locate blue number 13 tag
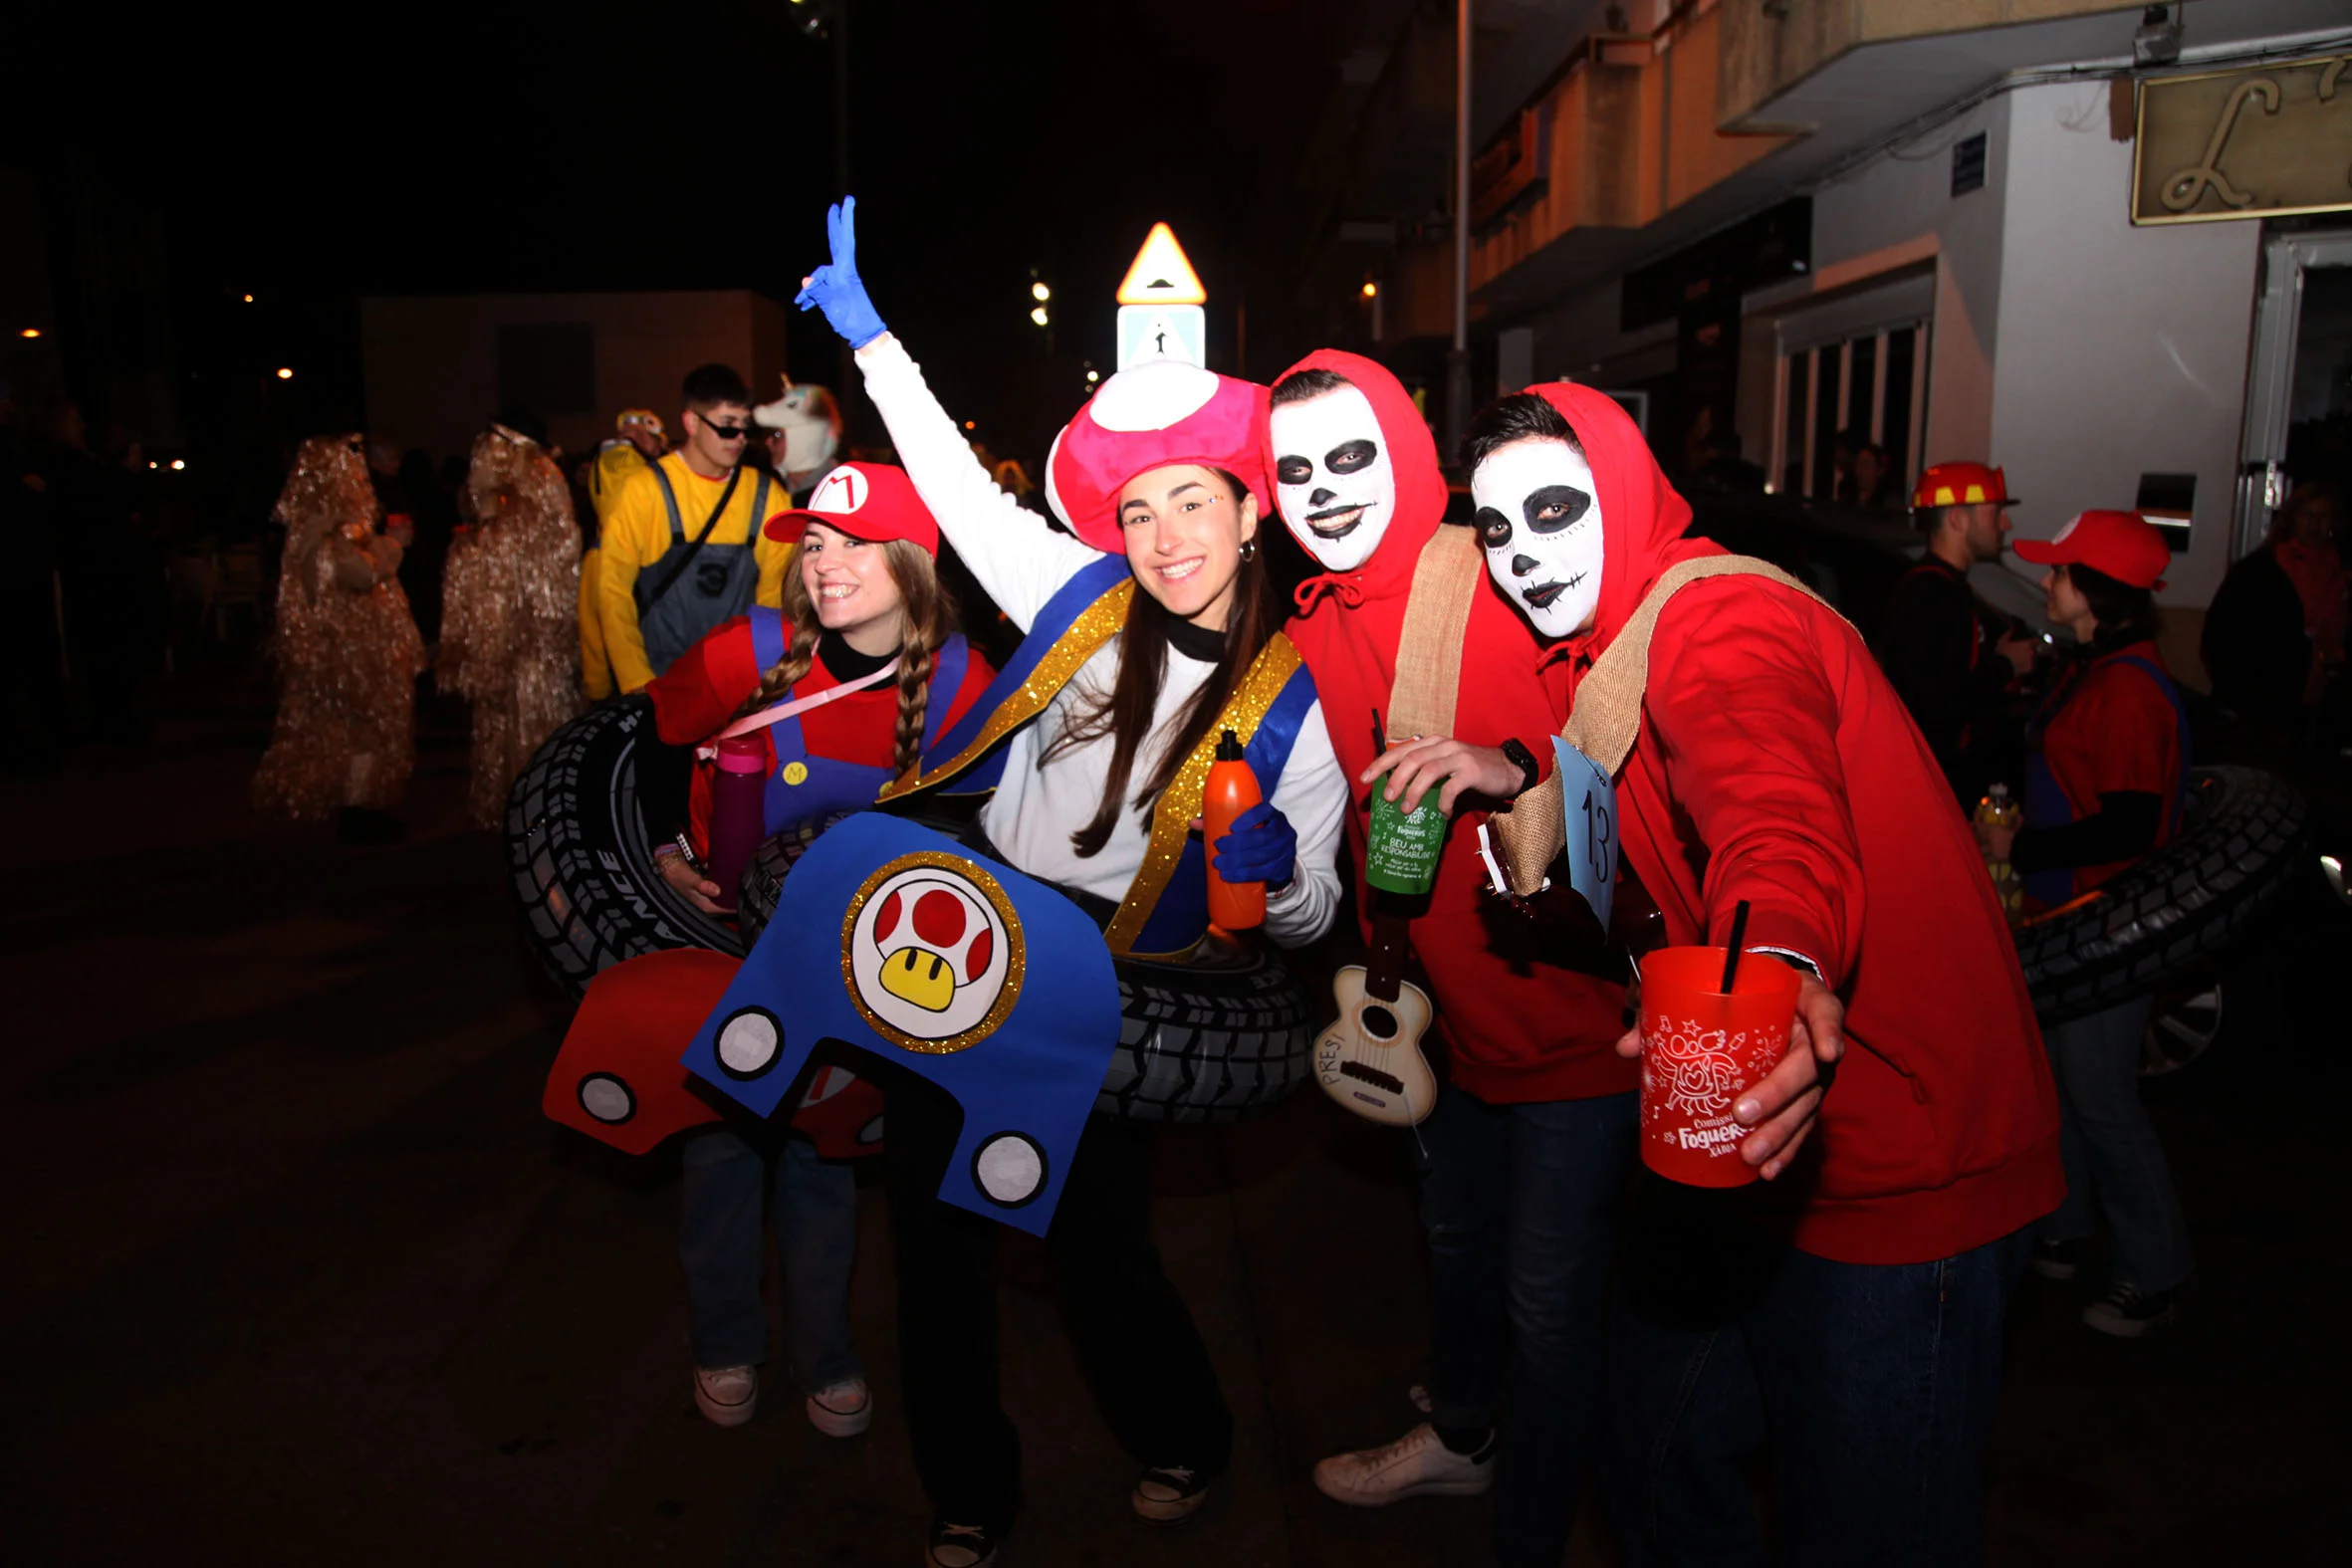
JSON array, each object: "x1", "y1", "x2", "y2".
[{"x1": 1550, "y1": 737, "x2": 1618, "y2": 930}]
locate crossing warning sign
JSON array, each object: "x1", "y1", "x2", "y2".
[{"x1": 1116, "y1": 223, "x2": 1207, "y2": 307}]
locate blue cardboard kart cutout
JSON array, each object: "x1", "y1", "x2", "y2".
[{"x1": 681, "y1": 813, "x2": 1123, "y2": 1235}]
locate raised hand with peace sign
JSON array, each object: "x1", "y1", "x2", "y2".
[{"x1": 794, "y1": 195, "x2": 889, "y2": 349}]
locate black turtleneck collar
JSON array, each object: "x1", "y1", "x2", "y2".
[
  {"x1": 818, "y1": 627, "x2": 899, "y2": 683},
  {"x1": 1167, "y1": 615, "x2": 1227, "y2": 666}
]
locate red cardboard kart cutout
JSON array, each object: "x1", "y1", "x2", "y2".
[{"x1": 542, "y1": 947, "x2": 884, "y2": 1159}]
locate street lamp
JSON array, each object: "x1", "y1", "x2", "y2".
[
  {"x1": 276, "y1": 366, "x2": 294, "y2": 380},
  {"x1": 1030, "y1": 306, "x2": 1050, "y2": 328},
  {"x1": 1032, "y1": 281, "x2": 1052, "y2": 303},
  {"x1": 1360, "y1": 281, "x2": 1378, "y2": 299}
]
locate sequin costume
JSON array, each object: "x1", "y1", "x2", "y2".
[
  {"x1": 439, "y1": 427, "x2": 586, "y2": 827},
  {"x1": 253, "y1": 435, "x2": 427, "y2": 819}
]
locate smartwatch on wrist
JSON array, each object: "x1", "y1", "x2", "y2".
[{"x1": 1498, "y1": 737, "x2": 1540, "y2": 796}]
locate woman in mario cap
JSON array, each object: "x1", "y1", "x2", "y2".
[
  {"x1": 1983, "y1": 508, "x2": 2196, "y2": 1339},
  {"x1": 799, "y1": 196, "x2": 1347, "y2": 1565},
  {"x1": 631, "y1": 460, "x2": 999, "y2": 1444}
]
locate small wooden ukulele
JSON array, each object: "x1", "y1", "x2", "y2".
[{"x1": 1314, "y1": 911, "x2": 1438, "y2": 1126}]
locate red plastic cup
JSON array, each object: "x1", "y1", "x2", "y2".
[{"x1": 1637, "y1": 946, "x2": 1802, "y2": 1188}]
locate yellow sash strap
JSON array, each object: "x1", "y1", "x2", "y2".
[
  {"x1": 1103, "y1": 632, "x2": 1305, "y2": 957},
  {"x1": 878, "y1": 579, "x2": 1135, "y2": 801}
]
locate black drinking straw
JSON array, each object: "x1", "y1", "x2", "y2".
[{"x1": 1719, "y1": 900, "x2": 1752, "y2": 994}]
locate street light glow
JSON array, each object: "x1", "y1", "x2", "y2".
[
  {"x1": 171, "y1": 459, "x2": 186, "y2": 471},
  {"x1": 18, "y1": 328, "x2": 39, "y2": 338},
  {"x1": 242, "y1": 294, "x2": 254, "y2": 304},
  {"x1": 1030, "y1": 306, "x2": 1050, "y2": 328},
  {"x1": 1031, "y1": 282, "x2": 1051, "y2": 303},
  {"x1": 276, "y1": 366, "x2": 294, "y2": 379},
  {"x1": 1361, "y1": 281, "x2": 1378, "y2": 299}
]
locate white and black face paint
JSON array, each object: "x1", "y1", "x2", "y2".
[
  {"x1": 1474, "y1": 438, "x2": 1604, "y2": 638},
  {"x1": 1271, "y1": 385, "x2": 1395, "y2": 572}
]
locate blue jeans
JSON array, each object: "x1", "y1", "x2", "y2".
[
  {"x1": 1604, "y1": 1179, "x2": 2033, "y2": 1568},
  {"x1": 2040, "y1": 997, "x2": 2195, "y2": 1293},
  {"x1": 1421, "y1": 1085, "x2": 1637, "y2": 1568},
  {"x1": 678, "y1": 1125, "x2": 862, "y2": 1389}
]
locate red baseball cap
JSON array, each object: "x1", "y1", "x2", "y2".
[
  {"x1": 764, "y1": 461, "x2": 940, "y2": 556},
  {"x1": 2012, "y1": 509, "x2": 2170, "y2": 590}
]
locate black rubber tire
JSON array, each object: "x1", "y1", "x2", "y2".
[
  {"x1": 2014, "y1": 766, "x2": 2311, "y2": 1027},
  {"x1": 735, "y1": 813, "x2": 834, "y2": 945},
  {"x1": 736, "y1": 797, "x2": 984, "y2": 944},
  {"x1": 742, "y1": 811, "x2": 1314, "y2": 1126},
  {"x1": 507, "y1": 699, "x2": 744, "y2": 999},
  {"x1": 1100, "y1": 934, "x2": 1316, "y2": 1126}
]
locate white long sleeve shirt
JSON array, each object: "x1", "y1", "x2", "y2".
[{"x1": 856, "y1": 334, "x2": 1343, "y2": 948}]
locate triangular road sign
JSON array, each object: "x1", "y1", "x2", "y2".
[{"x1": 1116, "y1": 223, "x2": 1207, "y2": 306}]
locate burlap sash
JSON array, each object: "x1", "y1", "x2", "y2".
[
  {"x1": 1486, "y1": 556, "x2": 1833, "y2": 896},
  {"x1": 1386, "y1": 525, "x2": 1484, "y2": 745}
]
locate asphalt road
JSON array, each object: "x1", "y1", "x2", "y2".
[{"x1": 3, "y1": 663, "x2": 2346, "y2": 1566}]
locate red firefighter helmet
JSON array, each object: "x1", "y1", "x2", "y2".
[{"x1": 1910, "y1": 461, "x2": 2016, "y2": 513}]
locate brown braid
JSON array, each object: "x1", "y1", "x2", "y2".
[
  {"x1": 739, "y1": 561, "x2": 824, "y2": 717},
  {"x1": 734, "y1": 534, "x2": 959, "y2": 773},
  {"x1": 880, "y1": 538, "x2": 952, "y2": 776}
]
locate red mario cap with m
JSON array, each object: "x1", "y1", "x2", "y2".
[
  {"x1": 2012, "y1": 509, "x2": 2170, "y2": 591},
  {"x1": 764, "y1": 461, "x2": 940, "y2": 557}
]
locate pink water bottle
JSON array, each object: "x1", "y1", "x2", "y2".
[{"x1": 704, "y1": 736, "x2": 769, "y2": 914}]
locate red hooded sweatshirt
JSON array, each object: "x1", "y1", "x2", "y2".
[
  {"x1": 1523, "y1": 382, "x2": 2062, "y2": 1264},
  {"x1": 1274, "y1": 351, "x2": 1635, "y2": 1105}
]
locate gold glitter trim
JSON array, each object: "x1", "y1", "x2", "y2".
[
  {"x1": 878, "y1": 580, "x2": 1135, "y2": 801},
  {"x1": 1105, "y1": 632, "x2": 1304, "y2": 957},
  {"x1": 838, "y1": 851, "x2": 1027, "y2": 1055}
]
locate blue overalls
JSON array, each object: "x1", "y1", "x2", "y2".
[
  {"x1": 2022, "y1": 652, "x2": 2191, "y2": 907},
  {"x1": 742, "y1": 606, "x2": 971, "y2": 833}
]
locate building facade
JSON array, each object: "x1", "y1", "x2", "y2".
[
  {"x1": 361, "y1": 290, "x2": 793, "y2": 466},
  {"x1": 1289, "y1": 0, "x2": 2352, "y2": 652}
]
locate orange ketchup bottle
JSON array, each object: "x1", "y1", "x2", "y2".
[{"x1": 1205, "y1": 729, "x2": 1266, "y2": 931}]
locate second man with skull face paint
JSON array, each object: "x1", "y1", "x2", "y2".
[
  {"x1": 1471, "y1": 437, "x2": 1607, "y2": 640},
  {"x1": 1461, "y1": 384, "x2": 2063, "y2": 1564},
  {"x1": 1264, "y1": 351, "x2": 1638, "y2": 1567}
]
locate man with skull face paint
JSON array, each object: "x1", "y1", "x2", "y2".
[
  {"x1": 1465, "y1": 384, "x2": 2064, "y2": 1566},
  {"x1": 1267, "y1": 351, "x2": 1638, "y2": 1565}
]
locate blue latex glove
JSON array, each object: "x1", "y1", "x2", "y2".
[
  {"x1": 794, "y1": 196, "x2": 887, "y2": 349},
  {"x1": 1213, "y1": 799, "x2": 1296, "y2": 889}
]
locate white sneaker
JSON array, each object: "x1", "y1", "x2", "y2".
[
  {"x1": 807, "y1": 1376, "x2": 871, "y2": 1438},
  {"x1": 693, "y1": 1364, "x2": 758, "y2": 1428},
  {"x1": 1312, "y1": 1422, "x2": 1494, "y2": 1506}
]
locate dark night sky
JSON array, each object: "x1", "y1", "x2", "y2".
[{"x1": 14, "y1": 0, "x2": 1330, "y2": 463}]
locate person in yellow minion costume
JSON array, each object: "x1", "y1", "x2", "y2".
[
  {"x1": 595, "y1": 365, "x2": 796, "y2": 694},
  {"x1": 580, "y1": 408, "x2": 667, "y2": 699}
]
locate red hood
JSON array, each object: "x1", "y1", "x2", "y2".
[
  {"x1": 1269, "y1": 349, "x2": 1452, "y2": 608},
  {"x1": 1523, "y1": 381, "x2": 1706, "y2": 657}
]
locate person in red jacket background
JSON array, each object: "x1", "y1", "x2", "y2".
[
  {"x1": 1983, "y1": 509, "x2": 2195, "y2": 1339},
  {"x1": 1457, "y1": 385, "x2": 2062, "y2": 1566},
  {"x1": 635, "y1": 463, "x2": 997, "y2": 1443},
  {"x1": 1267, "y1": 351, "x2": 1637, "y2": 1566}
]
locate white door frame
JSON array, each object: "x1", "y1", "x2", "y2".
[{"x1": 2237, "y1": 229, "x2": 2352, "y2": 560}]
